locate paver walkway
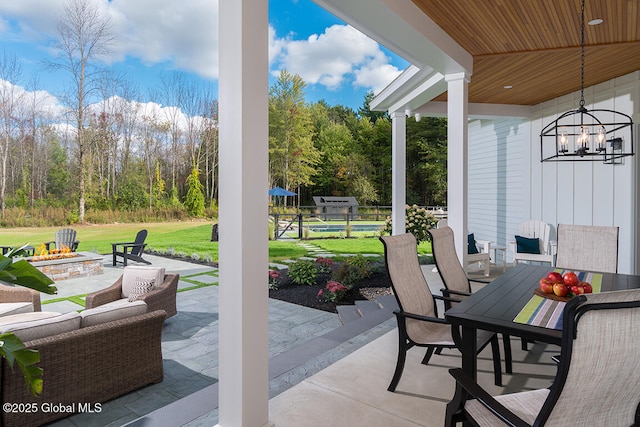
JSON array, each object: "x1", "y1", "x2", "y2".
[{"x1": 43, "y1": 253, "x2": 393, "y2": 427}]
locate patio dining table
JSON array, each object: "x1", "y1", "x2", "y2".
[{"x1": 443, "y1": 263, "x2": 640, "y2": 426}]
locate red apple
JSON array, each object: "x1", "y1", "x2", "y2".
[
  {"x1": 546, "y1": 271, "x2": 563, "y2": 284},
  {"x1": 562, "y1": 272, "x2": 579, "y2": 286},
  {"x1": 581, "y1": 282, "x2": 593, "y2": 294},
  {"x1": 571, "y1": 284, "x2": 585, "y2": 295},
  {"x1": 553, "y1": 283, "x2": 569, "y2": 297},
  {"x1": 539, "y1": 278, "x2": 554, "y2": 294}
]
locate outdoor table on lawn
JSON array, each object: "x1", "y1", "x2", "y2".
[{"x1": 443, "y1": 263, "x2": 640, "y2": 426}]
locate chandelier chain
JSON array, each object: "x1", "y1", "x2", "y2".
[{"x1": 579, "y1": 0, "x2": 585, "y2": 109}]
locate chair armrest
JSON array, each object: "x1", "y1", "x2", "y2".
[
  {"x1": 433, "y1": 293, "x2": 462, "y2": 304},
  {"x1": 112, "y1": 241, "x2": 136, "y2": 247},
  {"x1": 85, "y1": 277, "x2": 124, "y2": 308},
  {"x1": 449, "y1": 368, "x2": 531, "y2": 427},
  {"x1": 508, "y1": 240, "x2": 516, "y2": 253},
  {"x1": 138, "y1": 274, "x2": 179, "y2": 317},
  {"x1": 469, "y1": 278, "x2": 492, "y2": 284},
  {"x1": 440, "y1": 288, "x2": 471, "y2": 297},
  {"x1": 549, "y1": 240, "x2": 558, "y2": 256},
  {"x1": 0, "y1": 285, "x2": 41, "y2": 311},
  {"x1": 393, "y1": 309, "x2": 449, "y2": 325},
  {"x1": 475, "y1": 239, "x2": 491, "y2": 253}
]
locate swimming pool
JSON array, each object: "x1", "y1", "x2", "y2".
[{"x1": 307, "y1": 224, "x2": 383, "y2": 233}]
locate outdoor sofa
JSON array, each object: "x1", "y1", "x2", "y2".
[{"x1": 0, "y1": 306, "x2": 166, "y2": 426}]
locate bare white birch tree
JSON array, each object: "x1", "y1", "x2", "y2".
[
  {"x1": 0, "y1": 52, "x2": 24, "y2": 219},
  {"x1": 48, "y1": 0, "x2": 113, "y2": 222}
]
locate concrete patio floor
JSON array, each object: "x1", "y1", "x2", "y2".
[{"x1": 35, "y1": 254, "x2": 557, "y2": 426}]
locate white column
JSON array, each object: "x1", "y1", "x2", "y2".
[
  {"x1": 217, "y1": 0, "x2": 270, "y2": 426},
  {"x1": 445, "y1": 72, "x2": 470, "y2": 265},
  {"x1": 391, "y1": 111, "x2": 407, "y2": 235}
]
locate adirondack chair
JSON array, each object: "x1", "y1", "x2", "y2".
[
  {"x1": 44, "y1": 228, "x2": 80, "y2": 252},
  {"x1": 111, "y1": 229, "x2": 151, "y2": 267},
  {"x1": 438, "y1": 219, "x2": 491, "y2": 277},
  {"x1": 508, "y1": 220, "x2": 557, "y2": 266}
]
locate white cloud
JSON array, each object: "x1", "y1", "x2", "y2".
[
  {"x1": 0, "y1": 0, "x2": 219, "y2": 79},
  {"x1": 108, "y1": 0, "x2": 219, "y2": 79},
  {"x1": 271, "y1": 24, "x2": 401, "y2": 94},
  {"x1": 0, "y1": 78, "x2": 66, "y2": 117},
  {"x1": 0, "y1": 1, "x2": 400, "y2": 97}
]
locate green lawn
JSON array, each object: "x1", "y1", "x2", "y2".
[{"x1": 1, "y1": 221, "x2": 431, "y2": 262}]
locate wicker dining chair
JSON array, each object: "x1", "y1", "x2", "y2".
[
  {"x1": 429, "y1": 226, "x2": 513, "y2": 375},
  {"x1": 380, "y1": 233, "x2": 503, "y2": 392},
  {"x1": 448, "y1": 288, "x2": 640, "y2": 427}
]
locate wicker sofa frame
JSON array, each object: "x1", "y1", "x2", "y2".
[
  {"x1": 0, "y1": 310, "x2": 166, "y2": 427},
  {"x1": 0, "y1": 284, "x2": 42, "y2": 312}
]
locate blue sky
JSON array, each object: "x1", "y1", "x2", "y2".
[{"x1": 0, "y1": 0, "x2": 409, "y2": 111}]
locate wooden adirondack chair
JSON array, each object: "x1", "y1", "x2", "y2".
[
  {"x1": 111, "y1": 229, "x2": 151, "y2": 267},
  {"x1": 45, "y1": 228, "x2": 80, "y2": 252}
]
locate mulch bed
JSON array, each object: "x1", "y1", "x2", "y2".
[
  {"x1": 268, "y1": 263, "x2": 393, "y2": 313},
  {"x1": 150, "y1": 251, "x2": 393, "y2": 313}
]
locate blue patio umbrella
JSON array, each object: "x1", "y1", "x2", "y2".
[{"x1": 268, "y1": 186, "x2": 297, "y2": 196}]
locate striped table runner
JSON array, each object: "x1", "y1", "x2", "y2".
[{"x1": 513, "y1": 270, "x2": 603, "y2": 330}]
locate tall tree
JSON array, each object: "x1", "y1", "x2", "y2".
[
  {"x1": 49, "y1": 0, "x2": 113, "y2": 222},
  {"x1": 269, "y1": 70, "x2": 319, "y2": 206},
  {"x1": 0, "y1": 52, "x2": 24, "y2": 218}
]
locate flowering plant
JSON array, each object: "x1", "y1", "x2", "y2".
[
  {"x1": 268, "y1": 269, "x2": 281, "y2": 290},
  {"x1": 317, "y1": 281, "x2": 350, "y2": 303},
  {"x1": 382, "y1": 204, "x2": 437, "y2": 244},
  {"x1": 315, "y1": 257, "x2": 333, "y2": 274}
]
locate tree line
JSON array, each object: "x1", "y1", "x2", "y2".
[{"x1": 0, "y1": 0, "x2": 447, "y2": 226}]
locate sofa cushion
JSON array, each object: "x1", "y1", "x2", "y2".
[
  {"x1": 0, "y1": 302, "x2": 34, "y2": 317},
  {"x1": 0, "y1": 311, "x2": 81, "y2": 342},
  {"x1": 121, "y1": 266, "x2": 165, "y2": 298},
  {"x1": 80, "y1": 300, "x2": 147, "y2": 327},
  {"x1": 128, "y1": 276, "x2": 156, "y2": 302}
]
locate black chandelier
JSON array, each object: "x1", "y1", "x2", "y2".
[{"x1": 540, "y1": 0, "x2": 634, "y2": 164}]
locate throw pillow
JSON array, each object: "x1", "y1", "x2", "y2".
[
  {"x1": 128, "y1": 276, "x2": 155, "y2": 302},
  {"x1": 467, "y1": 233, "x2": 479, "y2": 254},
  {"x1": 121, "y1": 266, "x2": 165, "y2": 298},
  {"x1": 515, "y1": 235, "x2": 541, "y2": 254}
]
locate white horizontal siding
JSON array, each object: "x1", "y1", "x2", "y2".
[
  {"x1": 468, "y1": 119, "x2": 528, "y2": 264},
  {"x1": 467, "y1": 71, "x2": 639, "y2": 273}
]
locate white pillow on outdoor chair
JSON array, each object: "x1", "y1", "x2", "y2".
[{"x1": 121, "y1": 266, "x2": 165, "y2": 299}]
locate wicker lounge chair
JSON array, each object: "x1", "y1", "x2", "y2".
[{"x1": 85, "y1": 266, "x2": 179, "y2": 318}]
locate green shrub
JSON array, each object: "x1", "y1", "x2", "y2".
[
  {"x1": 332, "y1": 255, "x2": 371, "y2": 287},
  {"x1": 382, "y1": 204, "x2": 438, "y2": 244},
  {"x1": 288, "y1": 260, "x2": 317, "y2": 286}
]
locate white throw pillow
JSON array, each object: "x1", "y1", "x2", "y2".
[
  {"x1": 121, "y1": 266, "x2": 165, "y2": 298},
  {"x1": 128, "y1": 276, "x2": 155, "y2": 302},
  {"x1": 81, "y1": 300, "x2": 147, "y2": 327}
]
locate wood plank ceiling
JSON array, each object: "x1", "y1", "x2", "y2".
[{"x1": 412, "y1": 0, "x2": 640, "y2": 105}]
